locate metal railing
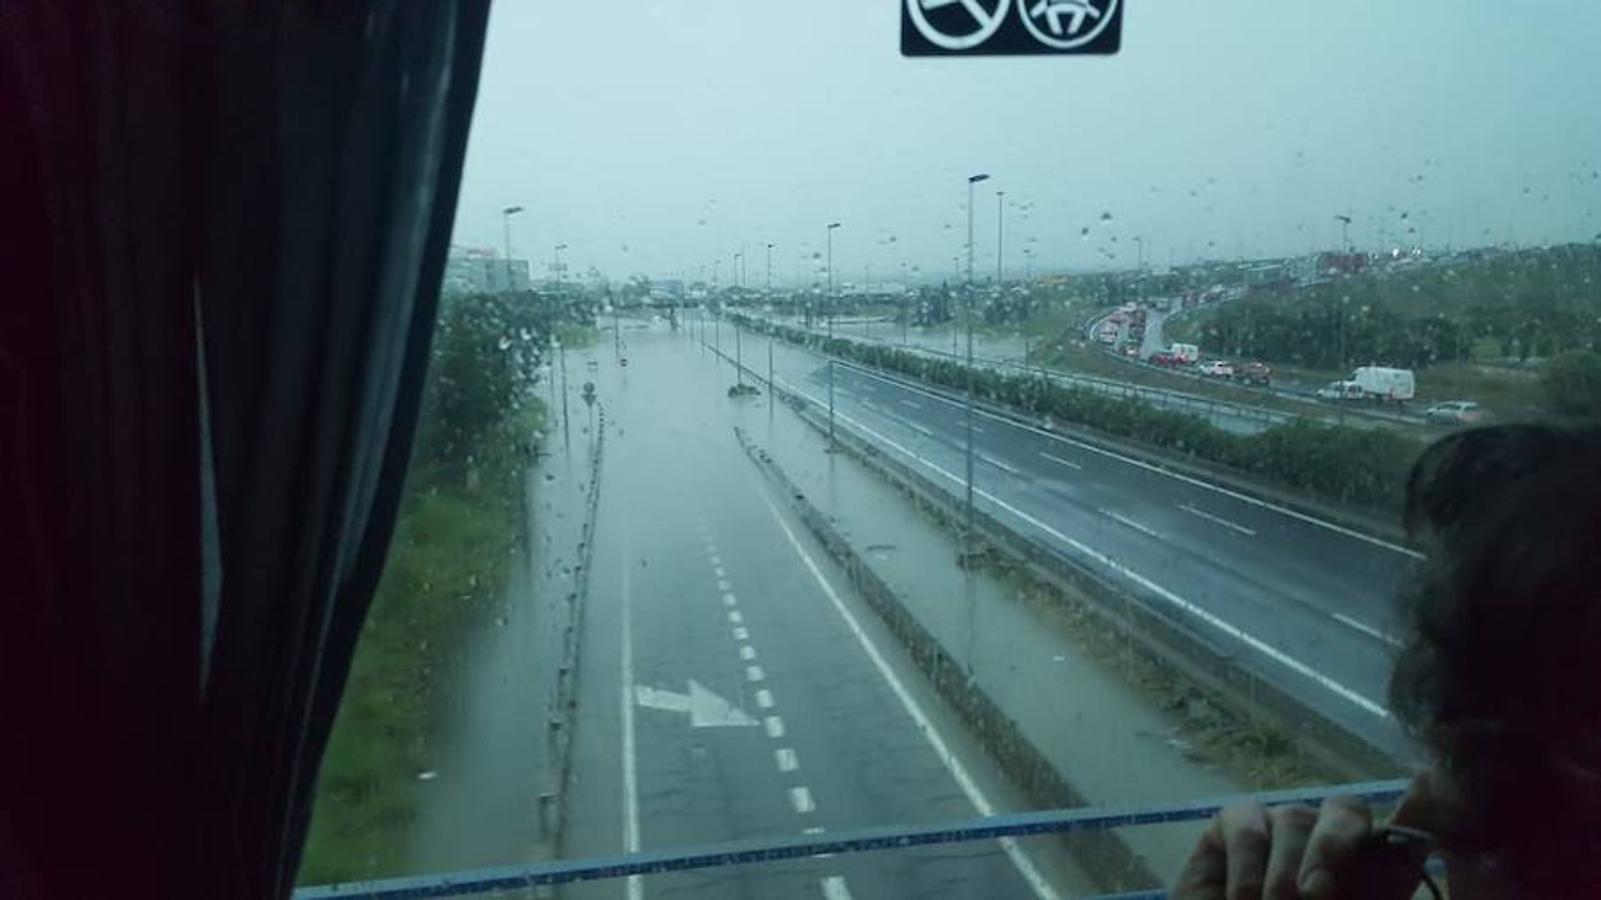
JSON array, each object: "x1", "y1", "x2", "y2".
[{"x1": 294, "y1": 781, "x2": 1410, "y2": 899}]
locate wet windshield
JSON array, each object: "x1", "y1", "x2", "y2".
[{"x1": 301, "y1": 2, "x2": 1601, "y2": 896}]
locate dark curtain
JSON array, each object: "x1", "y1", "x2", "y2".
[{"x1": 0, "y1": 2, "x2": 491, "y2": 897}]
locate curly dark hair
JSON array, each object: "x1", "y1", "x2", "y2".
[{"x1": 1389, "y1": 424, "x2": 1601, "y2": 894}]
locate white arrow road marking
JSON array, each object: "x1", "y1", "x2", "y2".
[{"x1": 634, "y1": 680, "x2": 758, "y2": 727}]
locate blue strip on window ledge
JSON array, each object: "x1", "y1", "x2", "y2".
[{"x1": 295, "y1": 779, "x2": 1409, "y2": 900}]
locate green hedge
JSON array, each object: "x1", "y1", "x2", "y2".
[
  {"x1": 300, "y1": 294, "x2": 575, "y2": 883},
  {"x1": 739, "y1": 316, "x2": 1422, "y2": 509}
]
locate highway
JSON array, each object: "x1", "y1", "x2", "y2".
[
  {"x1": 558, "y1": 328, "x2": 1087, "y2": 899},
  {"x1": 743, "y1": 332, "x2": 1418, "y2": 759}
]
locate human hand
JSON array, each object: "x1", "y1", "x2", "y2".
[{"x1": 1171, "y1": 795, "x2": 1427, "y2": 899}]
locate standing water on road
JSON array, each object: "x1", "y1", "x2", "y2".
[{"x1": 302, "y1": 3, "x2": 1601, "y2": 897}]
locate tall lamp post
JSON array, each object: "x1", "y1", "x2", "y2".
[
  {"x1": 501, "y1": 205, "x2": 524, "y2": 291},
  {"x1": 996, "y1": 189, "x2": 1005, "y2": 286},
  {"x1": 826, "y1": 221, "x2": 841, "y2": 448},
  {"x1": 964, "y1": 173, "x2": 990, "y2": 544}
]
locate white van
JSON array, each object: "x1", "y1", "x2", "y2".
[{"x1": 1350, "y1": 366, "x2": 1415, "y2": 403}]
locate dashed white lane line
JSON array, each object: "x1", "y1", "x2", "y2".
[
  {"x1": 1179, "y1": 503, "x2": 1257, "y2": 537},
  {"x1": 788, "y1": 786, "x2": 815, "y2": 813},
  {"x1": 756, "y1": 688, "x2": 775, "y2": 709},
  {"x1": 980, "y1": 452, "x2": 1020, "y2": 475},
  {"x1": 714, "y1": 566, "x2": 726, "y2": 578},
  {"x1": 752, "y1": 482, "x2": 1060, "y2": 899},
  {"x1": 1105, "y1": 509, "x2": 1164, "y2": 540},
  {"x1": 739, "y1": 645, "x2": 757, "y2": 661},
  {"x1": 888, "y1": 413, "x2": 935, "y2": 438},
  {"x1": 745, "y1": 663, "x2": 763, "y2": 681},
  {"x1": 821, "y1": 876, "x2": 852, "y2": 900},
  {"x1": 775, "y1": 747, "x2": 797, "y2": 771},
  {"x1": 772, "y1": 385, "x2": 1387, "y2": 722},
  {"x1": 899, "y1": 399, "x2": 922, "y2": 409},
  {"x1": 1333, "y1": 612, "x2": 1402, "y2": 648},
  {"x1": 765, "y1": 715, "x2": 786, "y2": 738},
  {"x1": 723, "y1": 593, "x2": 738, "y2": 607},
  {"x1": 710, "y1": 554, "x2": 722, "y2": 566},
  {"x1": 833, "y1": 361, "x2": 1422, "y2": 560},
  {"x1": 1040, "y1": 451, "x2": 1082, "y2": 470},
  {"x1": 733, "y1": 626, "x2": 749, "y2": 641},
  {"x1": 728, "y1": 610, "x2": 743, "y2": 624},
  {"x1": 716, "y1": 578, "x2": 732, "y2": 591}
]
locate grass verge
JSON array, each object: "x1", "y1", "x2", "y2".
[{"x1": 297, "y1": 407, "x2": 541, "y2": 885}]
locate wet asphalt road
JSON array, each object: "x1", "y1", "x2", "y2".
[
  {"x1": 736, "y1": 328, "x2": 1417, "y2": 759},
  {"x1": 559, "y1": 327, "x2": 1063, "y2": 899}
]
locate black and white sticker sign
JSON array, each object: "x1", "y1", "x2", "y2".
[{"x1": 902, "y1": 0, "x2": 1121, "y2": 56}]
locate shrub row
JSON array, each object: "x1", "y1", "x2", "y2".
[{"x1": 738, "y1": 316, "x2": 1424, "y2": 510}]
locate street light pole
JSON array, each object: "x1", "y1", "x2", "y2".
[
  {"x1": 996, "y1": 190, "x2": 1005, "y2": 286},
  {"x1": 501, "y1": 205, "x2": 524, "y2": 291},
  {"x1": 965, "y1": 173, "x2": 990, "y2": 545},
  {"x1": 826, "y1": 221, "x2": 841, "y2": 448},
  {"x1": 765, "y1": 242, "x2": 774, "y2": 301}
]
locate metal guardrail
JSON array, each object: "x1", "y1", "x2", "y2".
[{"x1": 294, "y1": 781, "x2": 1410, "y2": 899}]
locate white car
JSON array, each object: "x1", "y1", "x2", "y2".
[{"x1": 1196, "y1": 359, "x2": 1235, "y2": 378}]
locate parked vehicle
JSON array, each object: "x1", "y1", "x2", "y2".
[
  {"x1": 1196, "y1": 359, "x2": 1235, "y2": 378},
  {"x1": 1096, "y1": 321, "x2": 1120, "y2": 343},
  {"x1": 1149, "y1": 350, "x2": 1179, "y2": 367},
  {"x1": 1349, "y1": 366, "x2": 1416, "y2": 403},
  {"x1": 1168, "y1": 342, "x2": 1200, "y2": 364},
  {"x1": 1423, "y1": 400, "x2": 1487, "y2": 424},
  {"x1": 1234, "y1": 360, "x2": 1272, "y2": 386}
]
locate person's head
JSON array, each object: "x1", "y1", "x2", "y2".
[{"x1": 1390, "y1": 423, "x2": 1601, "y2": 895}]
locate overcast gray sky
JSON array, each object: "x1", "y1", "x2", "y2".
[{"x1": 451, "y1": 0, "x2": 1600, "y2": 284}]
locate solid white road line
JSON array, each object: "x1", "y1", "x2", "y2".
[
  {"x1": 899, "y1": 399, "x2": 922, "y2": 409},
  {"x1": 833, "y1": 362, "x2": 1422, "y2": 559},
  {"x1": 1179, "y1": 503, "x2": 1257, "y2": 537},
  {"x1": 765, "y1": 715, "x2": 786, "y2": 738},
  {"x1": 620, "y1": 543, "x2": 643, "y2": 900},
  {"x1": 1333, "y1": 612, "x2": 1402, "y2": 648},
  {"x1": 746, "y1": 664, "x2": 764, "y2": 682},
  {"x1": 753, "y1": 486, "x2": 1060, "y2": 899},
  {"x1": 728, "y1": 610, "x2": 743, "y2": 624},
  {"x1": 821, "y1": 875, "x2": 853, "y2": 900},
  {"x1": 740, "y1": 645, "x2": 757, "y2": 661},
  {"x1": 775, "y1": 746, "x2": 797, "y2": 771},
  {"x1": 1040, "y1": 451, "x2": 1082, "y2": 470},
  {"x1": 789, "y1": 786, "x2": 815, "y2": 813},
  {"x1": 756, "y1": 688, "x2": 775, "y2": 710},
  {"x1": 774, "y1": 385, "x2": 1389, "y2": 721}
]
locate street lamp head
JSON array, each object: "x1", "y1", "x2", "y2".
[
  {"x1": 968, "y1": 173, "x2": 990, "y2": 184},
  {"x1": 827, "y1": 222, "x2": 841, "y2": 230},
  {"x1": 503, "y1": 205, "x2": 524, "y2": 215},
  {"x1": 555, "y1": 242, "x2": 568, "y2": 250}
]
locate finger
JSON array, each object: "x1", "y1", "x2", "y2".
[
  {"x1": 1220, "y1": 803, "x2": 1272, "y2": 900},
  {"x1": 1170, "y1": 817, "x2": 1228, "y2": 900},
  {"x1": 1263, "y1": 805, "x2": 1317, "y2": 899},
  {"x1": 1296, "y1": 796, "x2": 1371, "y2": 898}
]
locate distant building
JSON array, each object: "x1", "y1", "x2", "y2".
[{"x1": 444, "y1": 246, "x2": 530, "y2": 293}]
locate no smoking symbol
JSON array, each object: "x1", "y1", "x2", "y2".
[{"x1": 902, "y1": 0, "x2": 1121, "y2": 56}]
